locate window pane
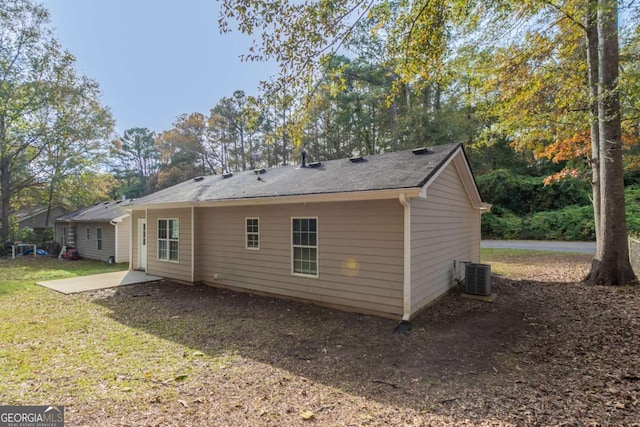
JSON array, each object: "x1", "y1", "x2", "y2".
[
  {"x1": 169, "y1": 220, "x2": 179, "y2": 239},
  {"x1": 169, "y1": 240, "x2": 179, "y2": 261},
  {"x1": 293, "y1": 219, "x2": 301, "y2": 232},
  {"x1": 304, "y1": 247, "x2": 312, "y2": 260},
  {"x1": 158, "y1": 240, "x2": 167, "y2": 259},
  {"x1": 158, "y1": 220, "x2": 167, "y2": 239},
  {"x1": 293, "y1": 231, "x2": 301, "y2": 246},
  {"x1": 309, "y1": 219, "x2": 316, "y2": 232}
]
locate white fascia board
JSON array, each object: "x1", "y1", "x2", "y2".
[{"x1": 111, "y1": 214, "x2": 129, "y2": 223}]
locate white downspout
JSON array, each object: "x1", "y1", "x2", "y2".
[
  {"x1": 399, "y1": 193, "x2": 411, "y2": 321},
  {"x1": 110, "y1": 220, "x2": 118, "y2": 263},
  {"x1": 128, "y1": 215, "x2": 133, "y2": 271},
  {"x1": 191, "y1": 206, "x2": 195, "y2": 283},
  {"x1": 143, "y1": 208, "x2": 148, "y2": 272}
]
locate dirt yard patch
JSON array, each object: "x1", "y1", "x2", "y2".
[
  {"x1": 2, "y1": 252, "x2": 639, "y2": 426},
  {"x1": 83, "y1": 253, "x2": 639, "y2": 426}
]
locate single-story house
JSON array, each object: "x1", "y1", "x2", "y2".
[
  {"x1": 127, "y1": 143, "x2": 490, "y2": 319},
  {"x1": 9, "y1": 206, "x2": 70, "y2": 242},
  {"x1": 55, "y1": 199, "x2": 132, "y2": 263}
]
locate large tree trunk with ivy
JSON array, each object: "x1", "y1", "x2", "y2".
[{"x1": 585, "y1": 0, "x2": 637, "y2": 285}]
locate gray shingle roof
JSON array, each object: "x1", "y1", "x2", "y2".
[
  {"x1": 58, "y1": 199, "x2": 132, "y2": 222},
  {"x1": 131, "y1": 143, "x2": 464, "y2": 207}
]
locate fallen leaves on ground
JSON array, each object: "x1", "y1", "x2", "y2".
[{"x1": 2, "y1": 254, "x2": 639, "y2": 426}]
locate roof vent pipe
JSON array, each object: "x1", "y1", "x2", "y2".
[{"x1": 301, "y1": 151, "x2": 307, "y2": 168}]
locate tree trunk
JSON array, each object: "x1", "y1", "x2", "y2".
[
  {"x1": 586, "y1": 0, "x2": 601, "y2": 256},
  {"x1": 44, "y1": 178, "x2": 56, "y2": 244},
  {"x1": 434, "y1": 83, "x2": 442, "y2": 110},
  {"x1": 0, "y1": 111, "x2": 10, "y2": 245},
  {"x1": 391, "y1": 99, "x2": 399, "y2": 151},
  {"x1": 240, "y1": 126, "x2": 246, "y2": 171},
  {"x1": 1, "y1": 155, "x2": 11, "y2": 245},
  {"x1": 585, "y1": 0, "x2": 637, "y2": 285},
  {"x1": 282, "y1": 108, "x2": 287, "y2": 165}
]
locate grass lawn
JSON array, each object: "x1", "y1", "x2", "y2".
[{"x1": 1, "y1": 251, "x2": 638, "y2": 426}]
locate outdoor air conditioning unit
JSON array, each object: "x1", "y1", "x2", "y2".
[{"x1": 465, "y1": 263, "x2": 492, "y2": 296}]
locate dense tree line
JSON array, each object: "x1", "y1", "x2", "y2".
[
  {"x1": 3, "y1": 0, "x2": 640, "y2": 284},
  {"x1": 0, "y1": 0, "x2": 113, "y2": 244},
  {"x1": 218, "y1": 0, "x2": 640, "y2": 285}
]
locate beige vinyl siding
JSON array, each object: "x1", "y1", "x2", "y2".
[
  {"x1": 75, "y1": 222, "x2": 116, "y2": 262},
  {"x1": 146, "y1": 208, "x2": 192, "y2": 282},
  {"x1": 194, "y1": 199, "x2": 404, "y2": 317},
  {"x1": 410, "y1": 161, "x2": 481, "y2": 314},
  {"x1": 115, "y1": 216, "x2": 131, "y2": 263}
]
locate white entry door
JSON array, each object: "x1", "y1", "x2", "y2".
[{"x1": 138, "y1": 219, "x2": 147, "y2": 270}]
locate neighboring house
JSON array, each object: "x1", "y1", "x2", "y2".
[
  {"x1": 55, "y1": 200, "x2": 132, "y2": 263},
  {"x1": 10, "y1": 206, "x2": 70, "y2": 242},
  {"x1": 127, "y1": 143, "x2": 490, "y2": 319}
]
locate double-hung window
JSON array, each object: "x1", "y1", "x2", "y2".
[
  {"x1": 292, "y1": 217, "x2": 318, "y2": 277},
  {"x1": 96, "y1": 228, "x2": 103, "y2": 250},
  {"x1": 158, "y1": 219, "x2": 179, "y2": 262},
  {"x1": 86, "y1": 227, "x2": 90, "y2": 240},
  {"x1": 246, "y1": 218, "x2": 259, "y2": 250}
]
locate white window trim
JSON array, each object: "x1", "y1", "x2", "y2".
[
  {"x1": 245, "y1": 217, "x2": 260, "y2": 250},
  {"x1": 96, "y1": 227, "x2": 103, "y2": 250},
  {"x1": 291, "y1": 216, "x2": 319, "y2": 278},
  {"x1": 157, "y1": 218, "x2": 179, "y2": 263}
]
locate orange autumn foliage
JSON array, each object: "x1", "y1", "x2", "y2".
[
  {"x1": 537, "y1": 129, "x2": 639, "y2": 185},
  {"x1": 538, "y1": 130, "x2": 591, "y2": 164}
]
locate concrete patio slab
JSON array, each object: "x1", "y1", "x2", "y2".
[{"x1": 37, "y1": 270, "x2": 163, "y2": 294}]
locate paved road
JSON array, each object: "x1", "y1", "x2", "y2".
[{"x1": 481, "y1": 240, "x2": 596, "y2": 254}]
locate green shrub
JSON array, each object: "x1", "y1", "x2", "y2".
[
  {"x1": 476, "y1": 169, "x2": 590, "y2": 216},
  {"x1": 521, "y1": 205, "x2": 595, "y2": 241},
  {"x1": 626, "y1": 185, "x2": 640, "y2": 237},
  {"x1": 16, "y1": 227, "x2": 36, "y2": 243},
  {"x1": 477, "y1": 170, "x2": 536, "y2": 215},
  {"x1": 481, "y1": 205, "x2": 595, "y2": 241},
  {"x1": 481, "y1": 206, "x2": 523, "y2": 239},
  {"x1": 477, "y1": 172, "x2": 640, "y2": 241}
]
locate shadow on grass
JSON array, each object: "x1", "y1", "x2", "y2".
[{"x1": 92, "y1": 277, "x2": 544, "y2": 413}]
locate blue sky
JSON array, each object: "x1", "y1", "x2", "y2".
[{"x1": 41, "y1": 0, "x2": 277, "y2": 134}]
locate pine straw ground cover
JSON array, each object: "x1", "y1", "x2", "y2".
[{"x1": 1, "y1": 251, "x2": 639, "y2": 426}]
